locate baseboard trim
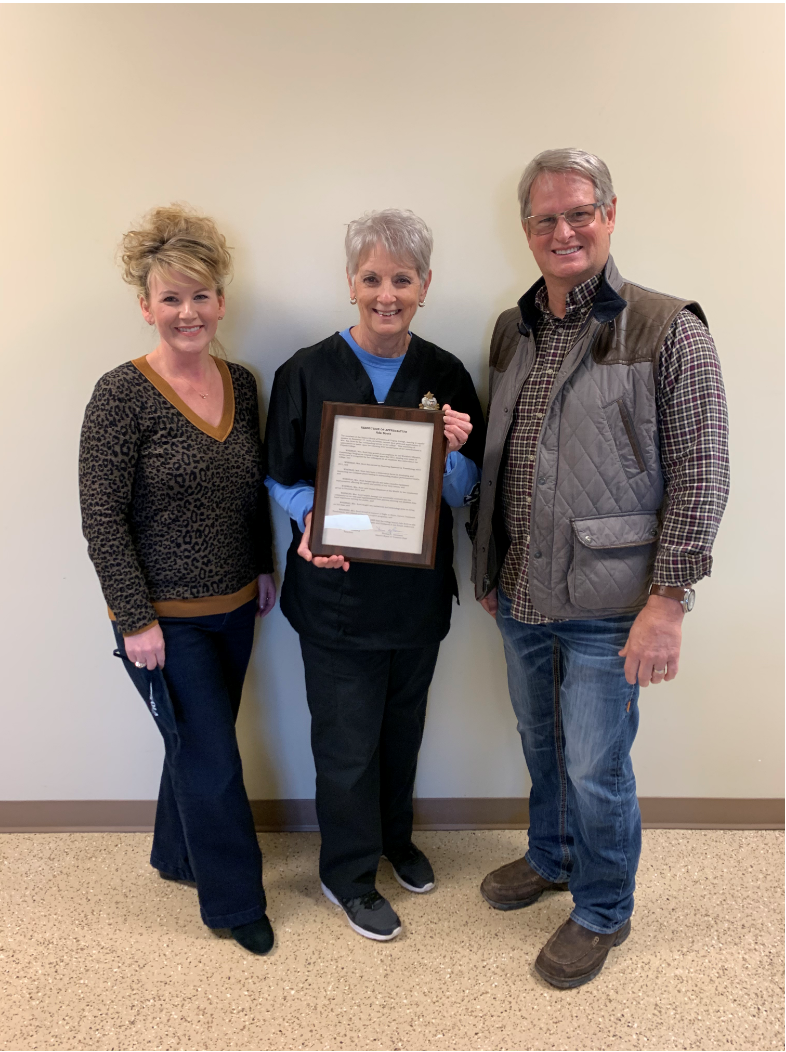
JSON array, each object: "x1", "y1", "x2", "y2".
[{"x1": 0, "y1": 797, "x2": 782, "y2": 833}]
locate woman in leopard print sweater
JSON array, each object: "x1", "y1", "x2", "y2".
[{"x1": 79, "y1": 205, "x2": 275, "y2": 956}]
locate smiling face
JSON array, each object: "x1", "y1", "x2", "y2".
[
  {"x1": 524, "y1": 171, "x2": 616, "y2": 292},
  {"x1": 348, "y1": 244, "x2": 431, "y2": 343},
  {"x1": 140, "y1": 269, "x2": 224, "y2": 357}
]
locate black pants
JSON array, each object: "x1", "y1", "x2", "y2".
[
  {"x1": 299, "y1": 638, "x2": 441, "y2": 899},
  {"x1": 113, "y1": 600, "x2": 265, "y2": 928}
]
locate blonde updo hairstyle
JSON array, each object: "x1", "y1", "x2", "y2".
[{"x1": 119, "y1": 203, "x2": 233, "y2": 357}]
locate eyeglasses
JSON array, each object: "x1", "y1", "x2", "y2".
[{"x1": 526, "y1": 203, "x2": 603, "y2": 236}]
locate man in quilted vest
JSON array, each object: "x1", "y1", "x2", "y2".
[{"x1": 472, "y1": 148, "x2": 729, "y2": 987}]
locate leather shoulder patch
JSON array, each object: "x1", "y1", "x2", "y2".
[
  {"x1": 593, "y1": 283, "x2": 706, "y2": 365},
  {"x1": 489, "y1": 308, "x2": 522, "y2": 373}
]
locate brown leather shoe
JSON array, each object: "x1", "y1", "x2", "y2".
[
  {"x1": 535, "y1": 917, "x2": 631, "y2": 988},
  {"x1": 480, "y1": 855, "x2": 569, "y2": 911}
]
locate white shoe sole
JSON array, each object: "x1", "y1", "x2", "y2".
[
  {"x1": 391, "y1": 869, "x2": 435, "y2": 894},
  {"x1": 382, "y1": 856, "x2": 436, "y2": 894},
  {"x1": 320, "y1": 882, "x2": 402, "y2": 941}
]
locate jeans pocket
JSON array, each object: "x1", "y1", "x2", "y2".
[{"x1": 112, "y1": 649, "x2": 178, "y2": 736}]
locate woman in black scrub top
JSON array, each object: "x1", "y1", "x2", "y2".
[{"x1": 265, "y1": 209, "x2": 485, "y2": 942}]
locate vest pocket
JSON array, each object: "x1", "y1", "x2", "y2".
[
  {"x1": 568, "y1": 512, "x2": 659, "y2": 611},
  {"x1": 603, "y1": 398, "x2": 646, "y2": 478}
]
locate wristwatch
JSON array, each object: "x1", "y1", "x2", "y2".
[{"x1": 649, "y1": 583, "x2": 695, "y2": 613}]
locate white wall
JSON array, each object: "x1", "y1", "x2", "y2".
[{"x1": 0, "y1": 4, "x2": 782, "y2": 802}]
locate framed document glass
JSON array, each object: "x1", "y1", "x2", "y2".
[{"x1": 310, "y1": 402, "x2": 446, "y2": 568}]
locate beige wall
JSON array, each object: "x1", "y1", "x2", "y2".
[{"x1": 1, "y1": 4, "x2": 782, "y2": 802}]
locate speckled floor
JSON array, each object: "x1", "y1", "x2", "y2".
[{"x1": 0, "y1": 829, "x2": 782, "y2": 1052}]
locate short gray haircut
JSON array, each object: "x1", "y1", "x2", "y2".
[
  {"x1": 517, "y1": 148, "x2": 615, "y2": 221},
  {"x1": 345, "y1": 209, "x2": 433, "y2": 284}
]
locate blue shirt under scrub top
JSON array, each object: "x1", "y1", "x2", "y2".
[{"x1": 265, "y1": 328, "x2": 480, "y2": 529}]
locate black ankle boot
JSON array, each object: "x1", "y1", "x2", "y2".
[
  {"x1": 230, "y1": 915, "x2": 274, "y2": 955},
  {"x1": 158, "y1": 870, "x2": 196, "y2": 888}
]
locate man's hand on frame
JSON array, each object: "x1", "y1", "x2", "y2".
[{"x1": 619, "y1": 594, "x2": 684, "y2": 687}]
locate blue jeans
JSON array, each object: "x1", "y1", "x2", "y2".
[
  {"x1": 496, "y1": 587, "x2": 640, "y2": 934},
  {"x1": 112, "y1": 599, "x2": 265, "y2": 929}
]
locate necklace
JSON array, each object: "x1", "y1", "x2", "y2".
[
  {"x1": 185, "y1": 379, "x2": 209, "y2": 400},
  {"x1": 148, "y1": 351, "x2": 215, "y2": 401},
  {"x1": 167, "y1": 370, "x2": 211, "y2": 400}
]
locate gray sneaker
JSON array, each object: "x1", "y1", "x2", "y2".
[
  {"x1": 321, "y1": 882, "x2": 402, "y2": 941},
  {"x1": 384, "y1": 843, "x2": 435, "y2": 893}
]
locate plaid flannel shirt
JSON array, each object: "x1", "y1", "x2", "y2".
[{"x1": 500, "y1": 273, "x2": 730, "y2": 624}]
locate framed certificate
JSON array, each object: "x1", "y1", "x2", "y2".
[{"x1": 310, "y1": 402, "x2": 447, "y2": 568}]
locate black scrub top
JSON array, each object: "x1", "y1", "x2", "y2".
[{"x1": 265, "y1": 332, "x2": 486, "y2": 649}]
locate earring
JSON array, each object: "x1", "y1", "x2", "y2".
[
  {"x1": 419, "y1": 300, "x2": 426, "y2": 308},
  {"x1": 350, "y1": 297, "x2": 357, "y2": 305}
]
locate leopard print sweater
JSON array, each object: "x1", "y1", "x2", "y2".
[{"x1": 79, "y1": 358, "x2": 273, "y2": 635}]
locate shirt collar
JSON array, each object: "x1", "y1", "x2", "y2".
[
  {"x1": 535, "y1": 272, "x2": 602, "y2": 321},
  {"x1": 516, "y1": 256, "x2": 628, "y2": 335}
]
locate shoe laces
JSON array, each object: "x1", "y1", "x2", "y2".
[{"x1": 354, "y1": 889, "x2": 385, "y2": 911}]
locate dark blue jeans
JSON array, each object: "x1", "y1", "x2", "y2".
[
  {"x1": 496, "y1": 586, "x2": 640, "y2": 934},
  {"x1": 112, "y1": 599, "x2": 265, "y2": 928}
]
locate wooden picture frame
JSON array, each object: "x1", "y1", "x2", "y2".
[{"x1": 310, "y1": 402, "x2": 446, "y2": 568}]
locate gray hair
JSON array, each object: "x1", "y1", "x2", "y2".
[
  {"x1": 517, "y1": 148, "x2": 615, "y2": 221},
  {"x1": 345, "y1": 209, "x2": 433, "y2": 284}
]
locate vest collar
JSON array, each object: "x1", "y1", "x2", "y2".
[{"x1": 517, "y1": 255, "x2": 627, "y2": 335}]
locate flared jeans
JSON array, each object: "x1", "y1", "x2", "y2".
[{"x1": 112, "y1": 599, "x2": 265, "y2": 929}]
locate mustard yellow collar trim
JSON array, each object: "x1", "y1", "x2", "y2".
[{"x1": 131, "y1": 355, "x2": 235, "y2": 442}]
